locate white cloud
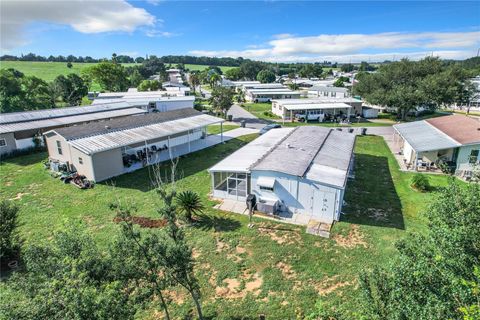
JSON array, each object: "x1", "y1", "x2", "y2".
[
  {"x1": 272, "y1": 33, "x2": 295, "y2": 39},
  {"x1": 145, "y1": 30, "x2": 180, "y2": 38},
  {"x1": 190, "y1": 30, "x2": 480, "y2": 62},
  {"x1": 0, "y1": 0, "x2": 156, "y2": 51}
]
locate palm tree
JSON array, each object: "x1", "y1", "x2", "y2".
[
  {"x1": 176, "y1": 191, "x2": 204, "y2": 222},
  {"x1": 209, "y1": 73, "x2": 221, "y2": 88}
]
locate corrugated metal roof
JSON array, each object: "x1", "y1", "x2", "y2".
[
  {"x1": 308, "y1": 86, "x2": 348, "y2": 93},
  {"x1": 283, "y1": 102, "x2": 352, "y2": 111},
  {"x1": 68, "y1": 113, "x2": 223, "y2": 155},
  {"x1": 306, "y1": 130, "x2": 356, "y2": 187},
  {"x1": 208, "y1": 128, "x2": 294, "y2": 172},
  {"x1": 393, "y1": 121, "x2": 460, "y2": 152},
  {"x1": 52, "y1": 108, "x2": 203, "y2": 140},
  {"x1": 0, "y1": 108, "x2": 146, "y2": 134},
  {"x1": 253, "y1": 126, "x2": 331, "y2": 176},
  {"x1": 0, "y1": 101, "x2": 133, "y2": 124},
  {"x1": 273, "y1": 97, "x2": 362, "y2": 105}
]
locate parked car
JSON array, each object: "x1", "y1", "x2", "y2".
[
  {"x1": 295, "y1": 110, "x2": 325, "y2": 122},
  {"x1": 259, "y1": 123, "x2": 281, "y2": 135}
]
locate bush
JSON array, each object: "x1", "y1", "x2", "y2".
[
  {"x1": 0, "y1": 200, "x2": 19, "y2": 261},
  {"x1": 410, "y1": 173, "x2": 430, "y2": 192}
]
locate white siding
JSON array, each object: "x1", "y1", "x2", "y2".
[{"x1": 457, "y1": 144, "x2": 480, "y2": 168}]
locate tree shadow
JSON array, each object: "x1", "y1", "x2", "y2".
[
  {"x1": 101, "y1": 137, "x2": 252, "y2": 192},
  {"x1": 0, "y1": 151, "x2": 47, "y2": 167},
  {"x1": 192, "y1": 213, "x2": 241, "y2": 232},
  {"x1": 342, "y1": 153, "x2": 405, "y2": 230}
]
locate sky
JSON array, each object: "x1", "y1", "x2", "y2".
[{"x1": 1, "y1": 0, "x2": 479, "y2": 63}]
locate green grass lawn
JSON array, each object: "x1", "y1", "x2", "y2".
[
  {"x1": 0, "y1": 134, "x2": 457, "y2": 318},
  {"x1": 206, "y1": 124, "x2": 240, "y2": 135}
]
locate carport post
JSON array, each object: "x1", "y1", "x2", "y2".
[
  {"x1": 221, "y1": 122, "x2": 224, "y2": 143},
  {"x1": 188, "y1": 129, "x2": 191, "y2": 152},
  {"x1": 290, "y1": 109, "x2": 293, "y2": 123}
]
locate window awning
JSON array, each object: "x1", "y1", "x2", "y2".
[{"x1": 257, "y1": 176, "x2": 276, "y2": 189}]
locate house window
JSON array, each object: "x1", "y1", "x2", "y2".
[
  {"x1": 56, "y1": 140, "x2": 63, "y2": 155},
  {"x1": 469, "y1": 150, "x2": 479, "y2": 163},
  {"x1": 0, "y1": 139, "x2": 6, "y2": 147},
  {"x1": 78, "y1": 157, "x2": 83, "y2": 165},
  {"x1": 259, "y1": 186, "x2": 274, "y2": 192}
]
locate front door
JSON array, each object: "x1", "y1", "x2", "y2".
[{"x1": 312, "y1": 188, "x2": 336, "y2": 223}]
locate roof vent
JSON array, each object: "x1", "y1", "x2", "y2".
[{"x1": 105, "y1": 125, "x2": 110, "y2": 130}]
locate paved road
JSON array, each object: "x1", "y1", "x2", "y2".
[{"x1": 227, "y1": 104, "x2": 269, "y2": 129}]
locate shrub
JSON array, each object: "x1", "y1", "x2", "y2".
[
  {"x1": 410, "y1": 173, "x2": 430, "y2": 192},
  {"x1": 0, "y1": 200, "x2": 19, "y2": 261}
]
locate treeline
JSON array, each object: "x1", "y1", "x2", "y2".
[
  {"x1": 0, "y1": 55, "x2": 171, "y2": 113},
  {"x1": 0, "y1": 53, "x2": 339, "y2": 70}
]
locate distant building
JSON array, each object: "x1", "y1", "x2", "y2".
[
  {"x1": 0, "y1": 102, "x2": 146, "y2": 156},
  {"x1": 307, "y1": 86, "x2": 350, "y2": 98},
  {"x1": 272, "y1": 97, "x2": 363, "y2": 120},
  {"x1": 92, "y1": 94, "x2": 195, "y2": 112}
]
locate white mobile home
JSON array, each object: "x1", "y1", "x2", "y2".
[
  {"x1": 245, "y1": 88, "x2": 301, "y2": 102},
  {"x1": 271, "y1": 98, "x2": 363, "y2": 121},
  {"x1": 209, "y1": 126, "x2": 355, "y2": 225},
  {"x1": 92, "y1": 95, "x2": 195, "y2": 112},
  {"x1": 308, "y1": 86, "x2": 350, "y2": 98}
]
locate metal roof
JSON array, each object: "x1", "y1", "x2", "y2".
[
  {"x1": 92, "y1": 95, "x2": 194, "y2": 105},
  {"x1": 209, "y1": 126, "x2": 356, "y2": 188},
  {"x1": 67, "y1": 113, "x2": 224, "y2": 155},
  {"x1": 308, "y1": 86, "x2": 348, "y2": 93},
  {"x1": 253, "y1": 126, "x2": 331, "y2": 177},
  {"x1": 52, "y1": 108, "x2": 203, "y2": 140},
  {"x1": 0, "y1": 101, "x2": 133, "y2": 125},
  {"x1": 393, "y1": 121, "x2": 460, "y2": 152},
  {"x1": 248, "y1": 89, "x2": 299, "y2": 94},
  {"x1": 273, "y1": 97, "x2": 362, "y2": 105},
  {"x1": 283, "y1": 102, "x2": 352, "y2": 111},
  {"x1": 208, "y1": 128, "x2": 294, "y2": 173},
  {"x1": 0, "y1": 108, "x2": 146, "y2": 134},
  {"x1": 306, "y1": 130, "x2": 356, "y2": 187}
]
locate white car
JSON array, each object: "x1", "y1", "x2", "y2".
[{"x1": 295, "y1": 110, "x2": 325, "y2": 122}]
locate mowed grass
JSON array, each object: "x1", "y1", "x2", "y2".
[
  {"x1": 0, "y1": 134, "x2": 456, "y2": 318},
  {"x1": 206, "y1": 124, "x2": 240, "y2": 135},
  {"x1": 0, "y1": 61, "x2": 234, "y2": 82}
]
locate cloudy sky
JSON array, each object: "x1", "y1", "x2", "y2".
[{"x1": 1, "y1": 1, "x2": 479, "y2": 62}]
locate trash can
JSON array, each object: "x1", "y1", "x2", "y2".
[
  {"x1": 348, "y1": 128, "x2": 354, "y2": 133},
  {"x1": 361, "y1": 128, "x2": 367, "y2": 135},
  {"x1": 240, "y1": 120, "x2": 246, "y2": 128},
  {"x1": 228, "y1": 114, "x2": 233, "y2": 121}
]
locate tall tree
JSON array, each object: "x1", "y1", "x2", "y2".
[
  {"x1": 88, "y1": 61, "x2": 130, "y2": 92},
  {"x1": 209, "y1": 86, "x2": 235, "y2": 118},
  {"x1": 256, "y1": 69, "x2": 276, "y2": 83},
  {"x1": 53, "y1": 74, "x2": 88, "y2": 106},
  {"x1": 188, "y1": 72, "x2": 200, "y2": 94},
  {"x1": 224, "y1": 67, "x2": 243, "y2": 81}
]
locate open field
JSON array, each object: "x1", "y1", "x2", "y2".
[
  {"x1": 0, "y1": 134, "x2": 457, "y2": 318},
  {"x1": 0, "y1": 61, "x2": 234, "y2": 82}
]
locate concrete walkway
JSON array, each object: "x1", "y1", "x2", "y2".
[
  {"x1": 124, "y1": 128, "x2": 258, "y2": 174},
  {"x1": 227, "y1": 104, "x2": 269, "y2": 129}
]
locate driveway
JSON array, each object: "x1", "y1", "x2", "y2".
[{"x1": 227, "y1": 104, "x2": 269, "y2": 129}]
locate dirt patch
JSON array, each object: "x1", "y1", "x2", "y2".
[
  {"x1": 164, "y1": 289, "x2": 187, "y2": 305},
  {"x1": 235, "y1": 246, "x2": 246, "y2": 254},
  {"x1": 192, "y1": 248, "x2": 201, "y2": 259},
  {"x1": 215, "y1": 238, "x2": 230, "y2": 252},
  {"x1": 215, "y1": 271, "x2": 263, "y2": 299},
  {"x1": 4, "y1": 181, "x2": 12, "y2": 187},
  {"x1": 113, "y1": 216, "x2": 167, "y2": 228},
  {"x1": 333, "y1": 225, "x2": 367, "y2": 249},
  {"x1": 10, "y1": 192, "x2": 29, "y2": 200},
  {"x1": 314, "y1": 276, "x2": 354, "y2": 296},
  {"x1": 257, "y1": 223, "x2": 302, "y2": 245},
  {"x1": 276, "y1": 261, "x2": 296, "y2": 280}
]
